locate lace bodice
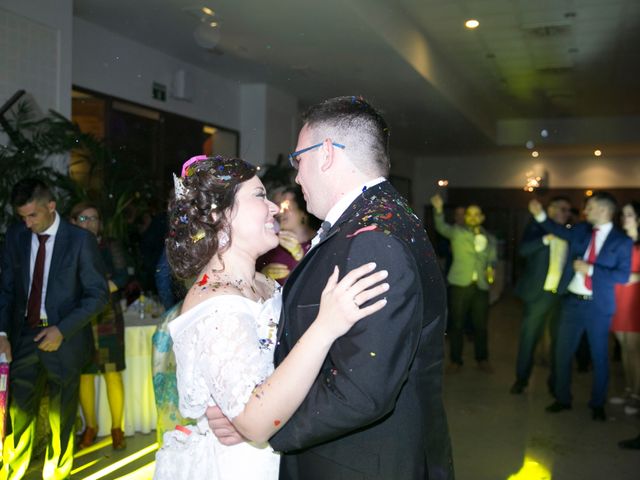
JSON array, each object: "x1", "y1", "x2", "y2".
[{"x1": 169, "y1": 292, "x2": 282, "y2": 421}]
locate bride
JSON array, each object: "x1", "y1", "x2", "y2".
[{"x1": 153, "y1": 156, "x2": 388, "y2": 480}]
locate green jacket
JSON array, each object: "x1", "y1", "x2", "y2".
[{"x1": 434, "y1": 212, "x2": 497, "y2": 290}]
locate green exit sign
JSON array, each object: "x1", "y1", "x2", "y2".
[{"x1": 153, "y1": 82, "x2": 166, "y2": 101}]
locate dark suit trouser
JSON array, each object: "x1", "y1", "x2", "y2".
[
  {"x1": 515, "y1": 291, "x2": 561, "y2": 386},
  {"x1": 1, "y1": 329, "x2": 80, "y2": 480},
  {"x1": 554, "y1": 296, "x2": 611, "y2": 408},
  {"x1": 449, "y1": 284, "x2": 489, "y2": 365}
]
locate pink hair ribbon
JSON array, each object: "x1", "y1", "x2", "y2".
[{"x1": 181, "y1": 155, "x2": 208, "y2": 177}]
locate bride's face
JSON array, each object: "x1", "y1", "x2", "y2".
[{"x1": 227, "y1": 176, "x2": 279, "y2": 256}]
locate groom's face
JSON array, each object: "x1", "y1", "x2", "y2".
[{"x1": 294, "y1": 125, "x2": 326, "y2": 219}]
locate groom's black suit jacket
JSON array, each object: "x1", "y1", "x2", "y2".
[{"x1": 271, "y1": 181, "x2": 454, "y2": 480}]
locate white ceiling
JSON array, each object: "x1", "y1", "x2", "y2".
[{"x1": 73, "y1": 0, "x2": 640, "y2": 153}]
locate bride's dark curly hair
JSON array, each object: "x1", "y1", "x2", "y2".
[{"x1": 166, "y1": 156, "x2": 257, "y2": 279}]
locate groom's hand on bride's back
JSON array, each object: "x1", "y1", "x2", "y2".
[{"x1": 206, "y1": 406, "x2": 245, "y2": 445}]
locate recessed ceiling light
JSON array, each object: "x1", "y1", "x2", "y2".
[
  {"x1": 202, "y1": 7, "x2": 214, "y2": 16},
  {"x1": 531, "y1": 151, "x2": 539, "y2": 158},
  {"x1": 594, "y1": 149, "x2": 602, "y2": 157},
  {"x1": 465, "y1": 19, "x2": 479, "y2": 29}
]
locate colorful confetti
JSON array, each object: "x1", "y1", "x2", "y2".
[
  {"x1": 191, "y1": 229, "x2": 206, "y2": 243},
  {"x1": 346, "y1": 225, "x2": 378, "y2": 238}
]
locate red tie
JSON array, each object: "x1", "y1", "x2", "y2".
[
  {"x1": 584, "y1": 228, "x2": 599, "y2": 291},
  {"x1": 26, "y1": 234, "x2": 50, "y2": 328}
]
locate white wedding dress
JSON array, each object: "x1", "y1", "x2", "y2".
[{"x1": 153, "y1": 293, "x2": 282, "y2": 480}]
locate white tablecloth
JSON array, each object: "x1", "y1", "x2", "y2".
[{"x1": 95, "y1": 312, "x2": 159, "y2": 437}]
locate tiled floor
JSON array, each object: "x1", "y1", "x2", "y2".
[{"x1": 444, "y1": 294, "x2": 640, "y2": 480}]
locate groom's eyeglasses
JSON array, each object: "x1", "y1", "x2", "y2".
[{"x1": 288, "y1": 142, "x2": 346, "y2": 170}]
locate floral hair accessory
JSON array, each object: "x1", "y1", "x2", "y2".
[
  {"x1": 173, "y1": 173, "x2": 187, "y2": 199},
  {"x1": 191, "y1": 229, "x2": 206, "y2": 243},
  {"x1": 181, "y1": 155, "x2": 208, "y2": 177}
]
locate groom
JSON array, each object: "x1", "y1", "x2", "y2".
[{"x1": 209, "y1": 96, "x2": 454, "y2": 479}]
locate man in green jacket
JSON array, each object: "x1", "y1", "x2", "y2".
[{"x1": 431, "y1": 194, "x2": 497, "y2": 373}]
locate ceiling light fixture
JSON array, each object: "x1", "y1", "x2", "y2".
[
  {"x1": 194, "y1": 21, "x2": 221, "y2": 49},
  {"x1": 465, "y1": 19, "x2": 479, "y2": 29},
  {"x1": 183, "y1": 5, "x2": 221, "y2": 49},
  {"x1": 594, "y1": 149, "x2": 602, "y2": 157}
]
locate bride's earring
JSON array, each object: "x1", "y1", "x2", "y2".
[{"x1": 218, "y1": 230, "x2": 229, "y2": 248}]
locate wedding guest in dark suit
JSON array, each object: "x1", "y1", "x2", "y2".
[
  {"x1": 208, "y1": 96, "x2": 454, "y2": 480},
  {"x1": 511, "y1": 196, "x2": 572, "y2": 394},
  {"x1": 0, "y1": 179, "x2": 108, "y2": 479},
  {"x1": 529, "y1": 192, "x2": 632, "y2": 421}
]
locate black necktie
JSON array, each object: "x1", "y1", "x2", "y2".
[
  {"x1": 318, "y1": 221, "x2": 332, "y2": 241},
  {"x1": 26, "y1": 234, "x2": 49, "y2": 328}
]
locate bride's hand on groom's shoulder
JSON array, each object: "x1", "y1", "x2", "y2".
[{"x1": 206, "y1": 406, "x2": 245, "y2": 446}]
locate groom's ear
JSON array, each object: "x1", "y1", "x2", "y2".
[{"x1": 320, "y1": 138, "x2": 336, "y2": 173}]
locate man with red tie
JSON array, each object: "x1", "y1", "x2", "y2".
[
  {"x1": 529, "y1": 192, "x2": 632, "y2": 421},
  {"x1": 0, "y1": 178, "x2": 108, "y2": 479}
]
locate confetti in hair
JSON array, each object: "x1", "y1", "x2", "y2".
[
  {"x1": 173, "y1": 173, "x2": 187, "y2": 199},
  {"x1": 191, "y1": 229, "x2": 206, "y2": 243}
]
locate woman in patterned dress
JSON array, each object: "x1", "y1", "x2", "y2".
[{"x1": 71, "y1": 203, "x2": 128, "y2": 450}]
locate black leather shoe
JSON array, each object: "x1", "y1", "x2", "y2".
[
  {"x1": 618, "y1": 434, "x2": 640, "y2": 450},
  {"x1": 591, "y1": 406, "x2": 606, "y2": 421},
  {"x1": 545, "y1": 401, "x2": 571, "y2": 413},
  {"x1": 510, "y1": 381, "x2": 526, "y2": 395}
]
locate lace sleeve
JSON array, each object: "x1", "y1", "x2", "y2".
[{"x1": 186, "y1": 304, "x2": 273, "y2": 420}]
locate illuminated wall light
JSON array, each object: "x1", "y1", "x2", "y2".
[
  {"x1": 531, "y1": 151, "x2": 539, "y2": 158},
  {"x1": 585, "y1": 189, "x2": 593, "y2": 197},
  {"x1": 201, "y1": 7, "x2": 214, "y2": 16},
  {"x1": 437, "y1": 179, "x2": 449, "y2": 187},
  {"x1": 465, "y1": 19, "x2": 479, "y2": 29},
  {"x1": 594, "y1": 149, "x2": 602, "y2": 157}
]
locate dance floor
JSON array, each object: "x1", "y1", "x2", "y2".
[
  {"x1": 23, "y1": 432, "x2": 158, "y2": 479},
  {"x1": 21, "y1": 293, "x2": 640, "y2": 479}
]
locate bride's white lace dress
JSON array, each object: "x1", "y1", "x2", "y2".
[{"x1": 153, "y1": 293, "x2": 282, "y2": 480}]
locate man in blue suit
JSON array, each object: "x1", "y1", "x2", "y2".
[
  {"x1": 0, "y1": 178, "x2": 108, "y2": 479},
  {"x1": 511, "y1": 196, "x2": 572, "y2": 394},
  {"x1": 528, "y1": 192, "x2": 632, "y2": 420}
]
